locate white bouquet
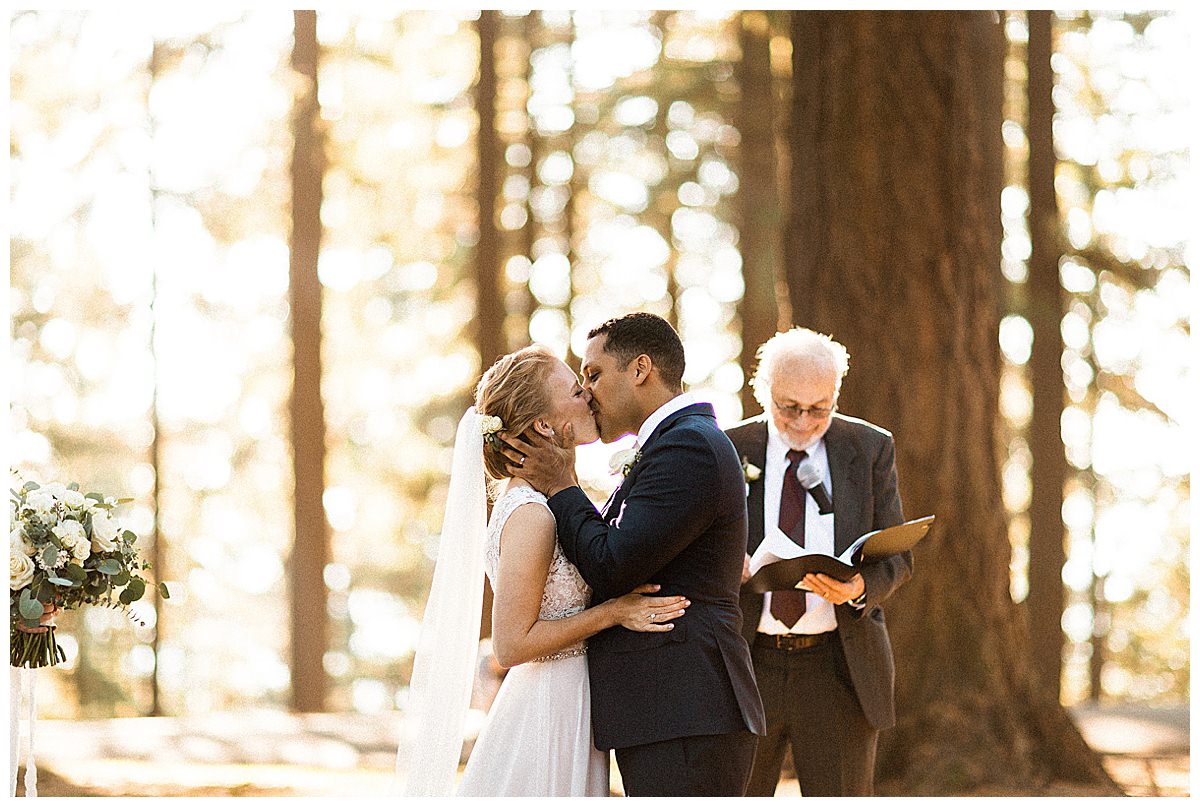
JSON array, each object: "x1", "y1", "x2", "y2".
[{"x1": 9, "y1": 476, "x2": 168, "y2": 668}]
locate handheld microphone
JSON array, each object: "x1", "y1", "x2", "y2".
[{"x1": 795, "y1": 458, "x2": 834, "y2": 515}]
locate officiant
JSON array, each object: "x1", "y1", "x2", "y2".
[{"x1": 725, "y1": 328, "x2": 912, "y2": 797}]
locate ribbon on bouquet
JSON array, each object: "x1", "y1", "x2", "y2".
[{"x1": 9, "y1": 668, "x2": 38, "y2": 798}]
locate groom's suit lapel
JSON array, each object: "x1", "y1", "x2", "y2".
[{"x1": 602, "y1": 402, "x2": 716, "y2": 523}]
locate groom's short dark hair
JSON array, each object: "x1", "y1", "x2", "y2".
[{"x1": 589, "y1": 313, "x2": 685, "y2": 390}]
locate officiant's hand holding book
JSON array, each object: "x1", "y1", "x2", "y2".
[{"x1": 746, "y1": 515, "x2": 934, "y2": 595}]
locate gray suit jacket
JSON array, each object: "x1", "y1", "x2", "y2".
[{"x1": 725, "y1": 413, "x2": 912, "y2": 730}]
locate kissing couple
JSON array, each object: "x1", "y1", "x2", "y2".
[{"x1": 397, "y1": 312, "x2": 765, "y2": 797}]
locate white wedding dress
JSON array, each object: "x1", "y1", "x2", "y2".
[{"x1": 456, "y1": 485, "x2": 610, "y2": 796}]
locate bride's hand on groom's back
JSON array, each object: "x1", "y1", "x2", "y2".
[{"x1": 603, "y1": 583, "x2": 690, "y2": 633}]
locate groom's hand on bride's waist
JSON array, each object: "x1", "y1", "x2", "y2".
[{"x1": 501, "y1": 423, "x2": 577, "y2": 497}]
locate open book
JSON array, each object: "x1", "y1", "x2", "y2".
[{"x1": 746, "y1": 515, "x2": 934, "y2": 594}]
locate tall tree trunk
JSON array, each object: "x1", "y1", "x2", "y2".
[
  {"x1": 475, "y1": 11, "x2": 505, "y2": 372},
  {"x1": 146, "y1": 39, "x2": 165, "y2": 717},
  {"x1": 736, "y1": 10, "x2": 782, "y2": 419},
  {"x1": 1025, "y1": 9, "x2": 1067, "y2": 703},
  {"x1": 475, "y1": 11, "x2": 503, "y2": 639},
  {"x1": 288, "y1": 9, "x2": 329, "y2": 713},
  {"x1": 786, "y1": 11, "x2": 1117, "y2": 792}
]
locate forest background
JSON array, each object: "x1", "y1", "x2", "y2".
[{"x1": 8, "y1": 8, "x2": 1192, "y2": 795}]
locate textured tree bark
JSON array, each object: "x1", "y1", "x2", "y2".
[
  {"x1": 146, "y1": 39, "x2": 165, "y2": 718},
  {"x1": 786, "y1": 11, "x2": 1118, "y2": 792},
  {"x1": 475, "y1": 11, "x2": 503, "y2": 639},
  {"x1": 288, "y1": 10, "x2": 328, "y2": 713},
  {"x1": 1025, "y1": 9, "x2": 1068, "y2": 704},
  {"x1": 736, "y1": 10, "x2": 783, "y2": 419},
  {"x1": 475, "y1": 11, "x2": 505, "y2": 372}
]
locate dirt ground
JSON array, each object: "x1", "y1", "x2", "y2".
[{"x1": 12, "y1": 703, "x2": 1188, "y2": 797}]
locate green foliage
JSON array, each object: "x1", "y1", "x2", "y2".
[{"x1": 9, "y1": 476, "x2": 164, "y2": 669}]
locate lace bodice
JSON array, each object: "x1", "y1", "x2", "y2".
[{"x1": 485, "y1": 485, "x2": 591, "y2": 660}]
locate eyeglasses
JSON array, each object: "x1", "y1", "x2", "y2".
[{"x1": 771, "y1": 399, "x2": 835, "y2": 420}]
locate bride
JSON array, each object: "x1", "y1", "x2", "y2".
[{"x1": 397, "y1": 345, "x2": 690, "y2": 796}]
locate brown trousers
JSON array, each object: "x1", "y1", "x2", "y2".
[{"x1": 745, "y1": 636, "x2": 878, "y2": 796}]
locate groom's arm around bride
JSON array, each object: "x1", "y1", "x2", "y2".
[{"x1": 504, "y1": 313, "x2": 765, "y2": 797}]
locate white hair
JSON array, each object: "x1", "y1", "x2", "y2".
[{"x1": 750, "y1": 327, "x2": 850, "y2": 410}]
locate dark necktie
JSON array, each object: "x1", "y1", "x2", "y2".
[{"x1": 770, "y1": 449, "x2": 808, "y2": 628}]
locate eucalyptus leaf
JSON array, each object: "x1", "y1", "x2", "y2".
[
  {"x1": 46, "y1": 576, "x2": 75, "y2": 587},
  {"x1": 112, "y1": 571, "x2": 130, "y2": 587},
  {"x1": 120, "y1": 580, "x2": 146, "y2": 604},
  {"x1": 85, "y1": 492, "x2": 104, "y2": 502},
  {"x1": 122, "y1": 530, "x2": 137, "y2": 542},
  {"x1": 42, "y1": 545, "x2": 59, "y2": 568},
  {"x1": 116, "y1": 498, "x2": 134, "y2": 504},
  {"x1": 68, "y1": 483, "x2": 80, "y2": 491},
  {"x1": 97, "y1": 559, "x2": 122, "y2": 575},
  {"x1": 64, "y1": 564, "x2": 86, "y2": 582},
  {"x1": 18, "y1": 595, "x2": 43, "y2": 621},
  {"x1": 23, "y1": 482, "x2": 40, "y2": 492},
  {"x1": 159, "y1": 582, "x2": 171, "y2": 599},
  {"x1": 35, "y1": 581, "x2": 56, "y2": 602}
]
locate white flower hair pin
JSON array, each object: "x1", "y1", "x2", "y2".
[
  {"x1": 609, "y1": 447, "x2": 642, "y2": 477},
  {"x1": 480, "y1": 414, "x2": 504, "y2": 451}
]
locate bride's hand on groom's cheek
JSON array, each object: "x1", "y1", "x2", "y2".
[{"x1": 500, "y1": 425, "x2": 576, "y2": 496}]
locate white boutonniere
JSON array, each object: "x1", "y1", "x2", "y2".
[
  {"x1": 608, "y1": 447, "x2": 642, "y2": 477},
  {"x1": 741, "y1": 456, "x2": 762, "y2": 483}
]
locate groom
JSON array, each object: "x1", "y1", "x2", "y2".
[{"x1": 504, "y1": 312, "x2": 765, "y2": 796}]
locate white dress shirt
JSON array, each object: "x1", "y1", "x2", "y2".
[
  {"x1": 606, "y1": 393, "x2": 697, "y2": 529},
  {"x1": 755, "y1": 421, "x2": 839, "y2": 635}
]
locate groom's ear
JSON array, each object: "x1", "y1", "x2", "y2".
[
  {"x1": 532, "y1": 418, "x2": 554, "y2": 438},
  {"x1": 630, "y1": 354, "x2": 653, "y2": 386}
]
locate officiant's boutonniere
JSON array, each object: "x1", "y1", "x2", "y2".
[
  {"x1": 741, "y1": 456, "x2": 762, "y2": 483},
  {"x1": 609, "y1": 447, "x2": 642, "y2": 477}
]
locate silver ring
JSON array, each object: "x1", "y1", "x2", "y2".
[
  {"x1": 519, "y1": 456, "x2": 525, "y2": 465},
  {"x1": 649, "y1": 613, "x2": 657, "y2": 620}
]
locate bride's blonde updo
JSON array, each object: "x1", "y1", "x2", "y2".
[{"x1": 474, "y1": 344, "x2": 559, "y2": 481}]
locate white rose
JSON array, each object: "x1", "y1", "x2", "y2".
[
  {"x1": 24, "y1": 491, "x2": 55, "y2": 518},
  {"x1": 61, "y1": 490, "x2": 86, "y2": 510},
  {"x1": 52, "y1": 519, "x2": 90, "y2": 562},
  {"x1": 10, "y1": 552, "x2": 35, "y2": 590},
  {"x1": 11, "y1": 528, "x2": 36, "y2": 557},
  {"x1": 90, "y1": 511, "x2": 119, "y2": 552},
  {"x1": 41, "y1": 483, "x2": 67, "y2": 500},
  {"x1": 608, "y1": 447, "x2": 641, "y2": 476}
]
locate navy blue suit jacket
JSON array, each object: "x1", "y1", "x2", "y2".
[{"x1": 548, "y1": 402, "x2": 766, "y2": 750}]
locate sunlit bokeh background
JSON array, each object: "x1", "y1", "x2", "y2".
[{"x1": 8, "y1": 9, "x2": 1189, "y2": 718}]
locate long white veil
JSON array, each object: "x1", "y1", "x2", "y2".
[{"x1": 394, "y1": 407, "x2": 488, "y2": 795}]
